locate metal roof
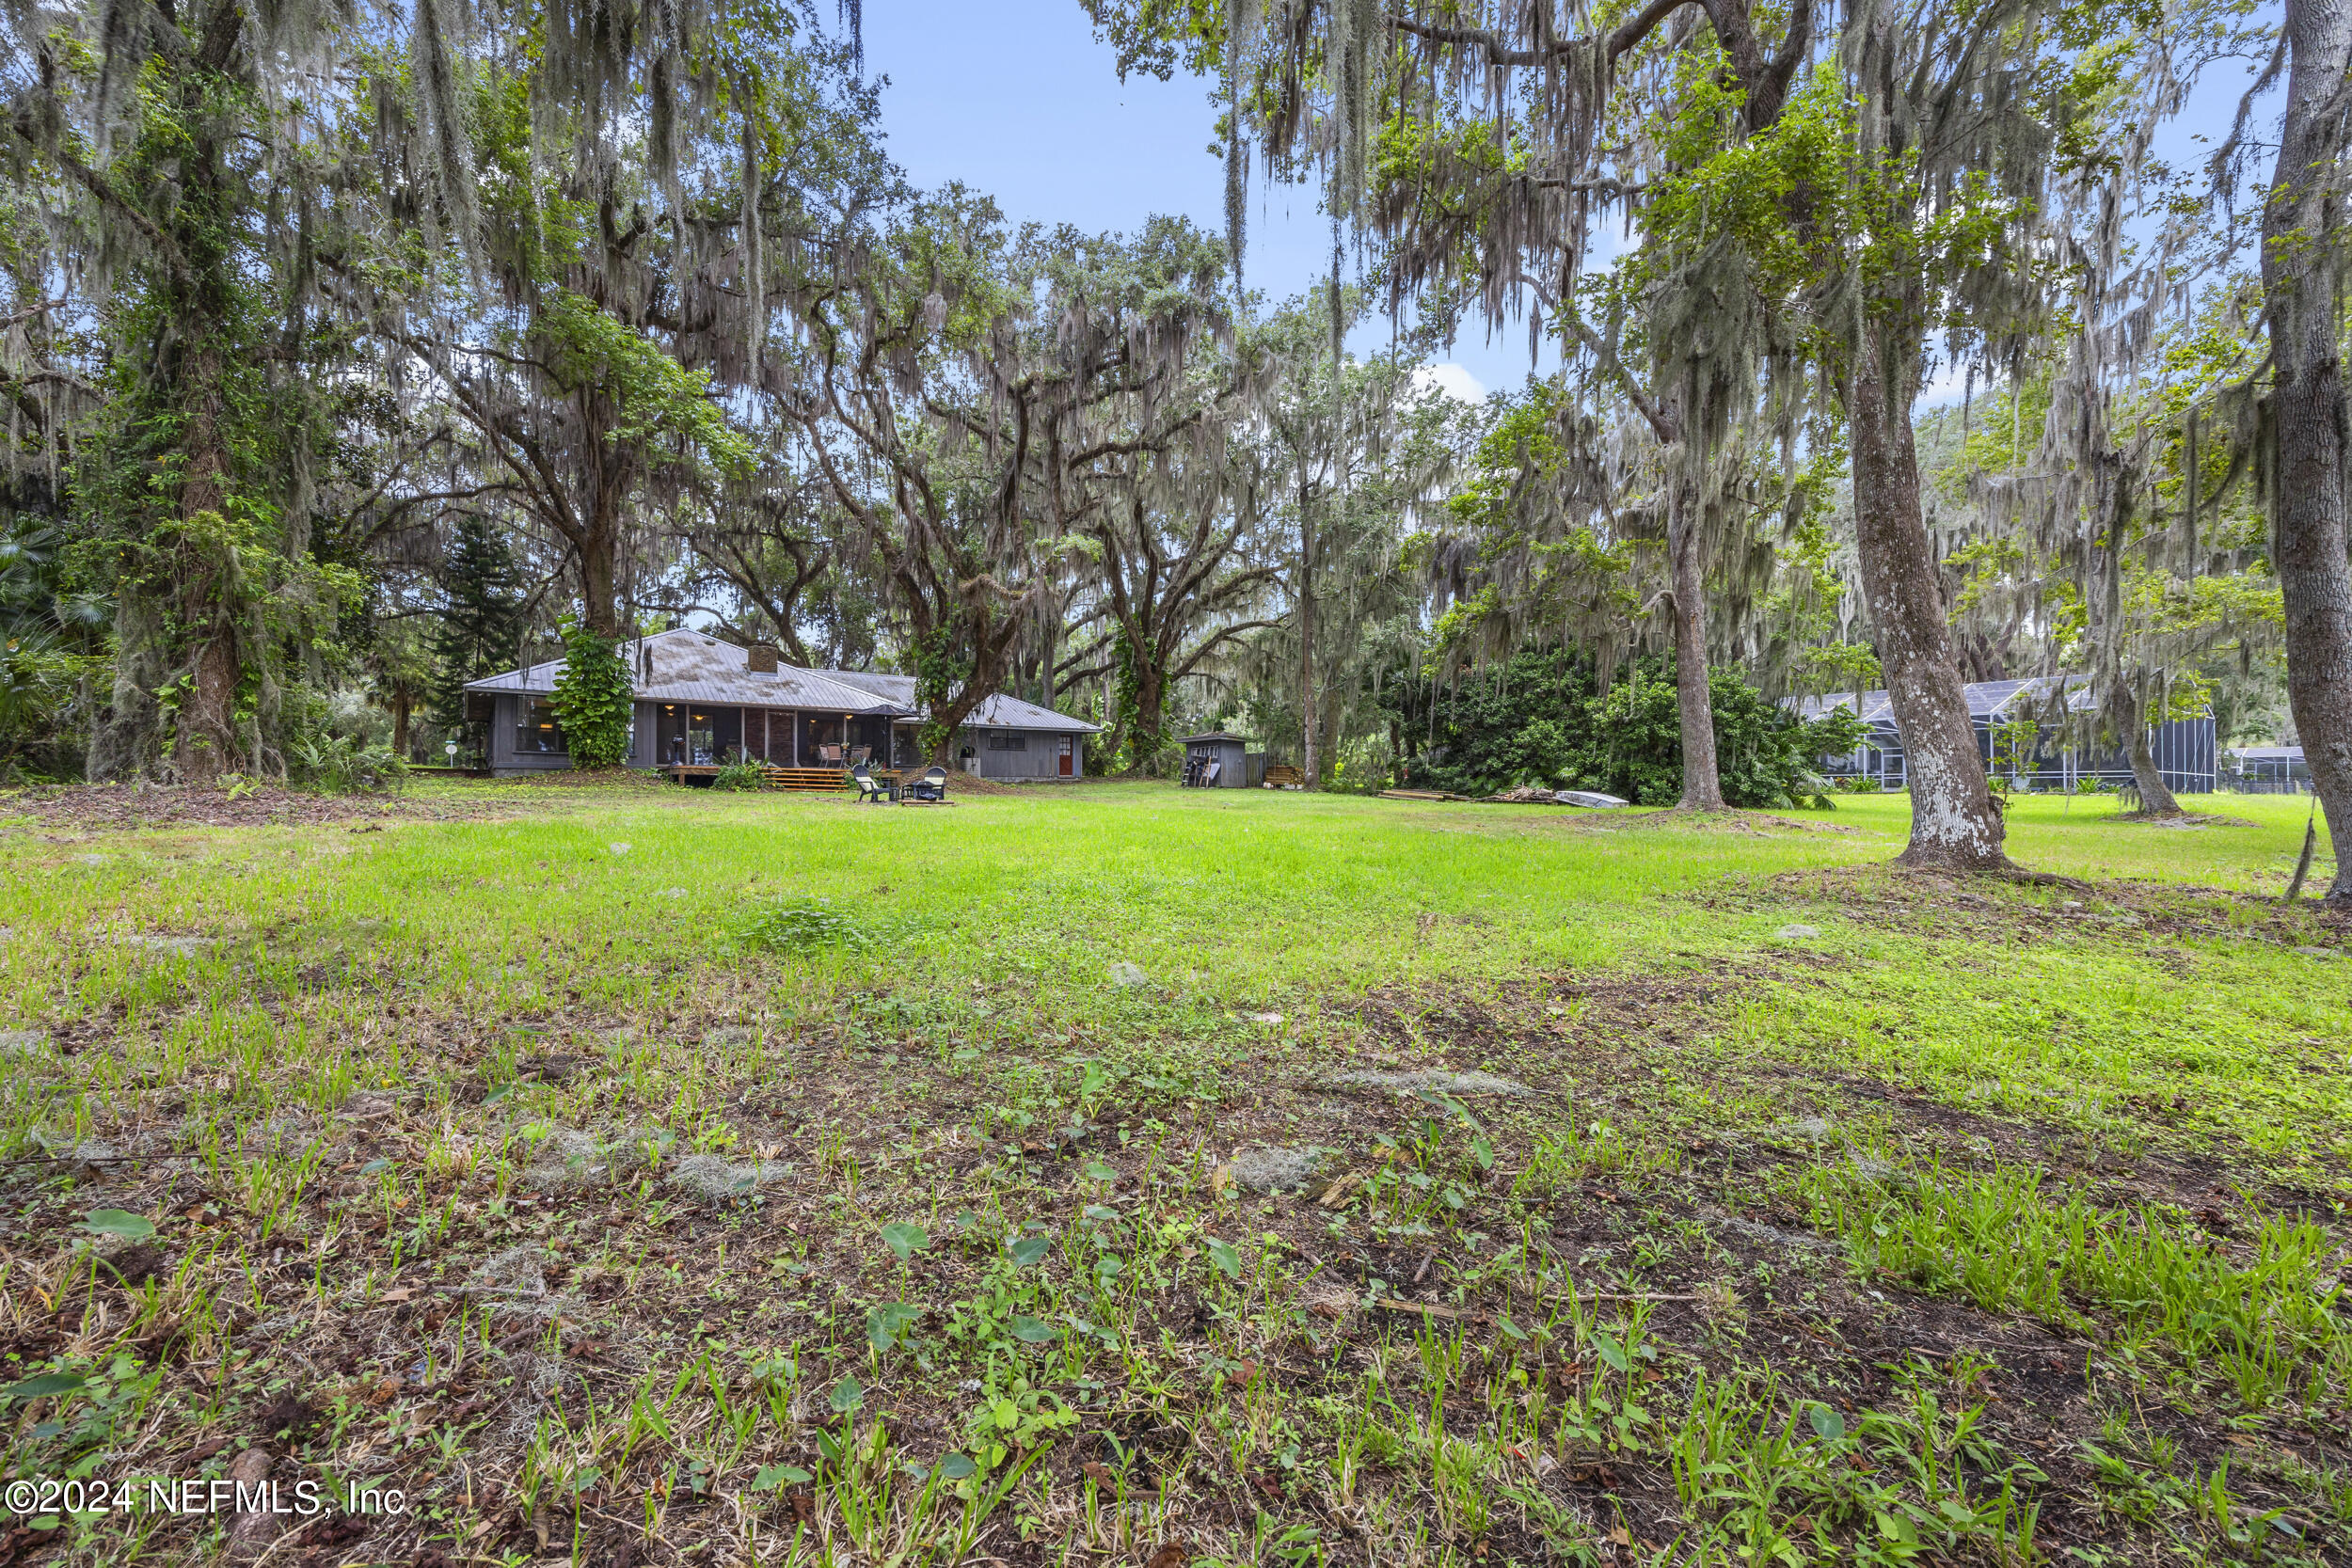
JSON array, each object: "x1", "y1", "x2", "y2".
[
  {"x1": 463, "y1": 628, "x2": 1100, "y2": 732},
  {"x1": 1179, "y1": 732, "x2": 1251, "y2": 744},
  {"x1": 821, "y1": 671, "x2": 1102, "y2": 734},
  {"x1": 1792, "y1": 676, "x2": 2103, "y2": 725}
]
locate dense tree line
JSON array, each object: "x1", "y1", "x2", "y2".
[{"x1": 0, "y1": 0, "x2": 2337, "y2": 896}]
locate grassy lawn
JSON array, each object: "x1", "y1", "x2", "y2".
[{"x1": 0, "y1": 781, "x2": 2344, "y2": 1567}]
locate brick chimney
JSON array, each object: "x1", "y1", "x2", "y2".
[{"x1": 748, "y1": 643, "x2": 780, "y2": 673}]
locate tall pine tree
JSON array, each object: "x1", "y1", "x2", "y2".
[{"x1": 429, "y1": 518, "x2": 525, "y2": 753}]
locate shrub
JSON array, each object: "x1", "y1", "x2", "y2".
[
  {"x1": 286, "y1": 732, "x2": 407, "y2": 794},
  {"x1": 1576, "y1": 667, "x2": 1867, "y2": 807},
  {"x1": 1394, "y1": 652, "x2": 1868, "y2": 807},
  {"x1": 549, "y1": 619, "x2": 634, "y2": 768},
  {"x1": 712, "y1": 752, "x2": 767, "y2": 791}
]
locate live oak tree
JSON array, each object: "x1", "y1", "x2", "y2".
[
  {"x1": 2240, "y1": 0, "x2": 2352, "y2": 902},
  {"x1": 1050, "y1": 220, "x2": 1288, "y2": 770},
  {"x1": 2, "y1": 0, "x2": 407, "y2": 781},
  {"x1": 782, "y1": 199, "x2": 1252, "y2": 761},
  {"x1": 343, "y1": 0, "x2": 889, "y2": 641}
]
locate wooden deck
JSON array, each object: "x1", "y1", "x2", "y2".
[{"x1": 659, "y1": 764, "x2": 903, "y2": 793}]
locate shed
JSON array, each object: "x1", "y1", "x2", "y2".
[{"x1": 1181, "y1": 732, "x2": 1250, "y2": 788}]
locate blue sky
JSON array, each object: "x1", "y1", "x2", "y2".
[
  {"x1": 848, "y1": 2, "x2": 2267, "y2": 412},
  {"x1": 850, "y1": 1, "x2": 1543, "y2": 404}
]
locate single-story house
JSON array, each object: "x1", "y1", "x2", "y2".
[
  {"x1": 1791, "y1": 676, "x2": 2216, "y2": 794},
  {"x1": 462, "y1": 628, "x2": 1099, "y2": 781}
]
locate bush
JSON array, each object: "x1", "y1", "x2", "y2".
[
  {"x1": 711, "y1": 752, "x2": 767, "y2": 791},
  {"x1": 286, "y1": 732, "x2": 407, "y2": 794},
  {"x1": 1392, "y1": 651, "x2": 1867, "y2": 807},
  {"x1": 1577, "y1": 667, "x2": 1867, "y2": 808},
  {"x1": 549, "y1": 619, "x2": 634, "y2": 768}
]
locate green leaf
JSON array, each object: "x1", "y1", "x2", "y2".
[
  {"x1": 937, "y1": 1452, "x2": 978, "y2": 1481},
  {"x1": 2, "y1": 1371, "x2": 86, "y2": 1402},
  {"x1": 1594, "y1": 1334, "x2": 1629, "y2": 1373},
  {"x1": 1006, "y1": 1234, "x2": 1051, "y2": 1267},
  {"x1": 1011, "y1": 1315, "x2": 1057, "y2": 1343},
  {"x1": 1808, "y1": 1403, "x2": 1846, "y2": 1443},
  {"x1": 880, "y1": 1222, "x2": 931, "y2": 1261},
  {"x1": 1470, "y1": 1134, "x2": 1495, "y2": 1171},
  {"x1": 1082, "y1": 1160, "x2": 1118, "y2": 1183},
  {"x1": 827, "y1": 1375, "x2": 865, "y2": 1415},
  {"x1": 1205, "y1": 1237, "x2": 1243, "y2": 1279},
  {"x1": 83, "y1": 1210, "x2": 154, "y2": 1241},
  {"x1": 358, "y1": 1159, "x2": 393, "y2": 1177},
  {"x1": 866, "y1": 1303, "x2": 920, "y2": 1354},
  {"x1": 752, "y1": 1464, "x2": 810, "y2": 1492}
]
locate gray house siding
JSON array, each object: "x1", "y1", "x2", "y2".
[
  {"x1": 468, "y1": 631, "x2": 1098, "y2": 776},
  {"x1": 488, "y1": 693, "x2": 574, "y2": 774},
  {"x1": 956, "y1": 728, "x2": 1083, "y2": 781}
]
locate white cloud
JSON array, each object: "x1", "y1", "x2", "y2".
[{"x1": 1411, "y1": 362, "x2": 1487, "y2": 406}]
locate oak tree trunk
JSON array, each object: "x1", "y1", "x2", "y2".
[
  {"x1": 1667, "y1": 478, "x2": 1724, "y2": 810},
  {"x1": 2264, "y1": 0, "x2": 2352, "y2": 906},
  {"x1": 2111, "y1": 683, "x2": 2183, "y2": 816},
  {"x1": 579, "y1": 522, "x2": 625, "y2": 640},
  {"x1": 1846, "y1": 316, "x2": 2010, "y2": 869}
]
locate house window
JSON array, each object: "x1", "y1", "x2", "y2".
[
  {"x1": 517, "y1": 699, "x2": 566, "y2": 754},
  {"x1": 986, "y1": 731, "x2": 1027, "y2": 752}
]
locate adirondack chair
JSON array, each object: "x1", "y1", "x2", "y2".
[
  {"x1": 903, "y1": 765, "x2": 949, "y2": 802},
  {"x1": 850, "y1": 762, "x2": 892, "y2": 803}
]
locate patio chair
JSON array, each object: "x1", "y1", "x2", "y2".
[
  {"x1": 850, "y1": 762, "x2": 892, "y2": 803},
  {"x1": 903, "y1": 765, "x2": 948, "y2": 802}
]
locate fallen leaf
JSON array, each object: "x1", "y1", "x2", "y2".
[
  {"x1": 379, "y1": 1288, "x2": 414, "y2": 1304},
  {"x1": 1144, "y1": 1544, "x2": 1189, "y2": 1568},
  {"x1": 1608, "y1": 1527, "x2": 1631, "y2": 1547},
  {"x1": 1081, "y1": 1462, "x2": 1112, "y2": 1484}
]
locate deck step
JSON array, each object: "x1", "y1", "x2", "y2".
[{"x1": 762, "y1": 767, "x2": 849, "y2": 792}]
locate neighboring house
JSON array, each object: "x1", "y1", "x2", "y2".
[
  {"x1": 2224, "y1": 746, "x2": 2308, "y2": 793},
  {"x1": 1791, "y1": 676, "x2": 2217, "y2": 794},
  {"x1": 462, "y1": 628, "x2": 1098, "y2": 781}
]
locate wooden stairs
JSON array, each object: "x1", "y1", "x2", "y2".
[{"x1": 762, "y1": 767, "x2": 850, "y2": 792}]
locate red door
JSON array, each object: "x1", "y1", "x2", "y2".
[{"x1": 1057, "y1": 736, "x2": 1074, "y2": 777}]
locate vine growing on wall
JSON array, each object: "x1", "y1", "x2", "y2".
[
  {"x1": 549, "y1": 620, "x2": 634, "y2": 768},
  {"x1": 910, "y1": 625, "x2": 970, "y2": 761}
]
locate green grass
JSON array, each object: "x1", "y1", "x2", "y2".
[{"x1": 0, "y1": 780, "x2": 2343, "y2": 1567}]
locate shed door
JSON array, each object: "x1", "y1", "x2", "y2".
[{"x1": 1057, "y1": 736, "x2": 1074, "y2": 777}]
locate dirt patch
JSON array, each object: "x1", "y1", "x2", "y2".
[
  {"x1": 7, "y1": 957, "x2": 2342, "y2": 1565},
  {"x1": 2112, "y1": 810, "x2": 2259, "y2": 828},
  {"x1": 0, "y1": 782, "x2": 500, "y2": 833},
  {"x1": 1584, "y1": 805, "x2": 1858, "y2": 835}
]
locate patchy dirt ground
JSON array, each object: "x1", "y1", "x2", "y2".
[
  {"x1": 5, "y1": 943, "x2": 2345, "y2": 1567},
  {"x1": 1, "y1": 800, "x2": 2345, "y2": 1568}
]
